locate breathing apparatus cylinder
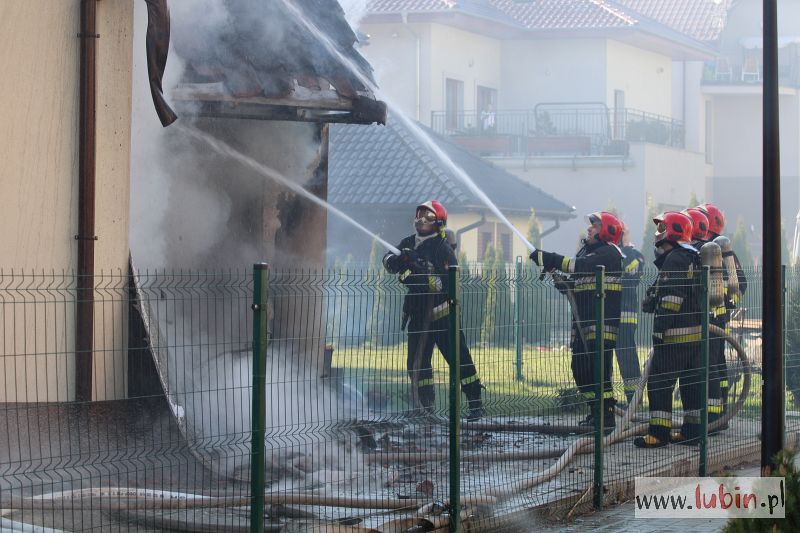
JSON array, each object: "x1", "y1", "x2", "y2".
[
  {"x1": 713, "y1": 235, "x2": 740, "y2": 301},
  {"x1": 700, "y1": 241, "x2": 725, "y2": 308}
]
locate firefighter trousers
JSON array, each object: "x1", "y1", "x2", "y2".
[
  {"x1": 571, "y1": 333, "x2": 615, "y2": 404},
  {"x1": 708, "y1": 318, "x2": 728, "y2": 420},
  {"x1": 615, "y1": 322, "x2": 641, "y2": 400},
  {"x1": 407, "y1": 315, "x2": 480, "y2": 408},
  {"x1": 646, "y1": 341, "x2": 702, "y2": 441}
]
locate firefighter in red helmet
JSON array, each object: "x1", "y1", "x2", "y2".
[
  {"x1": 382, "y1": 200, "x2": 484, "y2": 420},
  {"x1": 530, "y1": 211, "x2": 624, "y2": 429},
  {"x1": 635, "y1": 211, "x2": 704, "y2": 447},
  {"x1": 617, "y1": 223, "x2": 645, "y2": 405},
  {"x1": 696, "y1": 203, "x2": 747, "y2": 431}
]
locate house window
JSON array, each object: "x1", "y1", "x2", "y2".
[
  {"x1": 705, "y1": 100, "x2": 713, "y2": 164},
  {"x1": 499, "y1": 232, "x2": 512, "y2": 262},
  {"x1": 478, "y1": 230, "x2": 493, "y2": 261},
  {"x1": 445, "y1": 78, "x2": 464, "y2": 132}
]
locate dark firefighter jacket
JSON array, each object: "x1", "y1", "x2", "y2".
[
  {"x1": 621, "y1": 245, "x2": 645, "y2": 325},
  {"x1": 542, "y1": 241, "x2": 623, "y2": 343},
  {"x1": 651, "y1": 244, "x2": 702, "y2": 344},
  {"x1": 382, "y1": 232, "x2": 456, "y2": 322}
]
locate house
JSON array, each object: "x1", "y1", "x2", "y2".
[
  {"x1": 0, "y1": 0, "x2": 385, "y2": 402},
  {"x1": 328, "y1": 115, "x2": 575, "y2": 262},
  {"x1": 358, "y1": 0, "x2": 718, "y2": 250},
  {"x1": 697, "y1": 0, "x2": 800, "y2": 260}
]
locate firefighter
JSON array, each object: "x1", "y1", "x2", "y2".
[
  {"x1": 696, "y1": 203, "x2": 748, "y2": 430},
  {"x1": 382, "y1": 200, "x2": 484, "y2": 420},
  {"x1": 635, "y1": 211, "x2": 703, "y2": 448},
  {"x1": 684, "y1": 207, "x2": 724, "y2": 427},
  {"x1": 617, "y1": 224, "x2": 644, "y2": 405},
  {"x1": 530, "y1": 211, "x2": 623, "y2": 428}
]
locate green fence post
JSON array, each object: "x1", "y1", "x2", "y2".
[
  {"x1": 699, "y1": 265, "x2": 710, "y2": 476},
  {"x1": 515, "y1": 256, "x2": 524, "y2": 381},
  {"x1": 448, "y1": 265, "x2": 461, "y2": 533},
  {"x1": 250, "y1": 263, "x2": 269, "y2": 533},
  {"x1": 593, "y1": 265, "x2": 605, "y2": 509}
]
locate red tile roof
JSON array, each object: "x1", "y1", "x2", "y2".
[
  {"x1": 367, "y1": 0, "x2": 731, "y2": 40},
  {"x1": 489, "y1": 0, "x2": 637, "y2": 30},
  {"x1": 615, "y1": 0, "x2": 733, "y2": 41},
  {"x1": 368, "y1": 0, "x2": 455, "y2": 14}
]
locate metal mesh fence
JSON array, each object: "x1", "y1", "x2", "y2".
[{"x1": 0, "y1": 263, "x2": 785, "y2": 531}]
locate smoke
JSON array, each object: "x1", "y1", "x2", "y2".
[
  {"x1": 339, "y1": 0, "x2": 370, "y2": 30},
  {"x1": 130, "y1": 0, "x2": 371, "y2": 481}
]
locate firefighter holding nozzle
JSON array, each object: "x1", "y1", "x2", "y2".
[
  {"x1": 530, "y1": 211, "x2": 624, "y2": 429},
  {"x1": 382, "y1": 200, "x2": 484, "y2": 421},
  {"x1": 635, "y1": 211, "x2": 704, "y2": 448}
]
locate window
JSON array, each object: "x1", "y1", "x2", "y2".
[
  {"x1": 445, "y1": 78, "x2": 464, "y2": 132},
  {"x1": 499, "y1": 232, "x2": 512, "y2": 262},
  {"x1": 478, "y1": 230, "x2": 493, "y2": 261},
  {"x1": 477, "y1": 85, "x2": 497, "y2": 133},
  {"x1": 705, "y1": 100, "x2": 713, "y2": 164},
  {"x1": 613, "y1": 90, "x2": 625, "y2": 140}
]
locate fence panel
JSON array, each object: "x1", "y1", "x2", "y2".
[{"x1": 0, "y1": 265, "x2": 777, "y2": 531}]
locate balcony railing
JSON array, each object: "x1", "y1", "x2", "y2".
[
  {"x1": 702, "y1": 58, "x2": 800, "y2": 87},
  {"x1": 430, "y1": 103, "x2": 685, "y2": 157}
]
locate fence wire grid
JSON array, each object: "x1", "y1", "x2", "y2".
[{"x1": 0, "y1": 262, "x2": 793, "y2": 532}]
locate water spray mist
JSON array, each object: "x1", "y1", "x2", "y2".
[
  {"x1": 176, "y1": 124, "x2": 401, "y2": 256},
  {"x1": 277, "y1": 0, "x2": 538, "y2": 253}
]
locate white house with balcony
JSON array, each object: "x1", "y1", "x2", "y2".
[{"x1": 360, "y1": 0, "x2": 720, "y2": 251}]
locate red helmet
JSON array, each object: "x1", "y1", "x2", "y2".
[
  {"x1": 696, "y1": 203, "x2": 724, "y2": 235},
  {"x1": 684, "y1": 208, "x2": 710, "y2": 241},
  {"x1": 586, "y1": 211, "x2": 623, "y2": 244},
  {"x1": 416, "y1": 200, "x2": 447, "y2": 226},
  {"x1": 653, "y1": 211, "x2": 693, "y2": 245}
]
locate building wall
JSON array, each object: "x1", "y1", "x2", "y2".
[
  {"x1": 500, "y1": 38, "x2": 607, "y2": 109},
  {"x1": 448, "y1": 212, "x2": 531, "y2": 263},
  {"x1": 494, "y1": 144, "x2": 707, "y2": 252},
  {"x1": 606, "y1": 40, "x2": 672, "y2": 116},
  {"x1": 427, "y1": 23, "x2": 502, "y2": 116},
  {"x1": 0, "y1": 0, "x2": 134, "y2": 401},
  {"x1": 360, "y1": 22, "x2": 431, "y2": 122}
]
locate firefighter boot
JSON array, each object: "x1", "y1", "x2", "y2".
[
  {"x1": 672, "y1": 420, "x2": 701, "y2": 446},
  {"x1": 462, "y1": 380, "x2": 485, "y2": 422},
  {"x1": 579, "y1": 400, "x2": 615, "y2": 433},
  {"x1": 634, "y1": 424, "x2": 670, "y2": 448},
  {"x1": 417, "y1": 385, "x2": 436, "y2": 416}
]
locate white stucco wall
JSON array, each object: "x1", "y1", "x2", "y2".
[
  {"x1": 428, "y1": 23, "x2": 502, "y2": 115},
  {"x1": 360, "y1": 22, "x2": 430, "y2": 122},
  {"x1": 0, "y1": 0, "x2": 134, "y2": 401},
  {"x1": 500, "y1": 39, "x2": 607, "y2": 109},
  {"x1": 606, "y1": 40, "x2": 672, "y2": 116}
]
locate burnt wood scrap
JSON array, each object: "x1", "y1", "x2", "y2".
[{"x1": 170, "y1": 0, "x2": 386, "y2": 124}]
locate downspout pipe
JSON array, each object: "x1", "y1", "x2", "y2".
[
  {"x1": 76, "y1": 0, "x2": 98, "y2": 402},
  {"x1": 455, "y1": 213, "x2": 487, "y2": 251}
]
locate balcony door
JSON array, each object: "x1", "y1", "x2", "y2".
[
  {"x1": 613, "y1": 89, "x2": 625, "y2": 140},
  {"x1": 477, "y1": 85, "x2": 497, "y2": 133},
  {"x1": 445, "y1": 78, "x2": 464, "y2": 132}
]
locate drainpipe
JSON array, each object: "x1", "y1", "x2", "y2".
[
  {"x1": 401, "y1": 12, "x2": 421, "y2": 121},
  {"x1": 455, "y1": 213, "x2": 487, "y2": 252},
  {"x1": 540, "y1": 219, "x2": 561, "y2": 240},
  {"x1": 76, "y1": 0, "x2": 99, "y2": 402}
]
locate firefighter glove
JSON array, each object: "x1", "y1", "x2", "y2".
[
  {"x1": 530, "y1": 250, "x2": 563, "y2": 272},
  {"x1": 641, "y1": 286, "x2": 657, "y2": 313}
]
